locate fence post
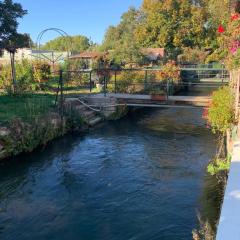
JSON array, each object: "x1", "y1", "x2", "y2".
[
  {"x1": 222, "y1": 64, "x2": 224, "y2": 85},
  {"x1": 114, "y1": 70, "x2": 117, "y2": 94},
  {"x1": 144, "y1": 70, "x2": 148, "y2": 92},
  {"x1": 59, "y1": 69, "x2": 64, "y2": 133},
  {"x1": 89, "y1": 71, "x2": 92, "y2": 93},
  {"x1": 104, "y1": 76, "x2": 106, "y2": 97},
  {"x1": 166, "y1": 79, "x2": 170, "y2": 99}
]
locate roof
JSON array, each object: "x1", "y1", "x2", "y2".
[
  {"x1": 142, "y1": 48, "x2": 165, "y2": 60},
  {"x1": 69, "y1": 51, "x2": 104, "y2": 59}
]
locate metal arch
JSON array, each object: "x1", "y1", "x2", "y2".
[
  {"x1": 36, "y1": 28, "x2": 72, "y2": 63},
  {"x1": 36, "y1": 28, "x2": 71, "y2": 50}
]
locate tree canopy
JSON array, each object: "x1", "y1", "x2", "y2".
[
  {"x1": 206, "y1": 0, "x2": 230, "y2": 25},
  {"x1": 101, "y1": 7, "x2": 144, "y2": 65},
  {"x1": 0, "y1": 0, "x2": 27, "y2": 48},
  {"x1": 3, "y1": 33, "x2": 31, "y2": 53},
  {"x1": 135, "y1": 0, "x2": 214, "y2": 50},
  {"x1": 42, "y1": 35, "x2": 91, "y2": 53},
  {"x1": 100, "y1": 0, "x2": 227, "y2": 62}
]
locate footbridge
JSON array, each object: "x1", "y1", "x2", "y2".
[
  {"x1": 56, "y1": 64, "x2": 229, "y2": 110},
  {"x1": 81, "y1": 93, "x2": 212, "y2": 109}
]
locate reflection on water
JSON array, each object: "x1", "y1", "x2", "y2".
[{"x1": 0, "y1": 108, "x2": 218, "y2": 240}]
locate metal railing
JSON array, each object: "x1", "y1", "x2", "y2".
[{"x1": 55, "y1": 67, "x2": 229, "y2": 100}]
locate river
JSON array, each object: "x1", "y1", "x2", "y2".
[{"x1": 0, "y1": 107, "x2": 218, "y2": 240}]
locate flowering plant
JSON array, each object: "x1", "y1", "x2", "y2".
[
  {"x1": 217, "y1": 12, "x2": 240, "y2": 69},
  {"x1": 158, "y1": 61, "x2": 181, "y2": 83}
]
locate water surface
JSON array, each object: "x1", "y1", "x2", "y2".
[{"x1": 0, "y1": 108, "x2": 216, "y2": 240}]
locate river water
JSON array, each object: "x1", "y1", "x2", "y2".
[{"x1": 0, "y1": 107, "x2": 218, "y2": 240}]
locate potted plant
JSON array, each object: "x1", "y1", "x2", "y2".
[{"x1": 150, "y1": 88, "x2": 167, "y2": 101}]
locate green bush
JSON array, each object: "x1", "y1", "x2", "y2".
[
  {"x1": 0, "y1": 64, "x2": 12, "y2": 90},
  {"x1": 178, "y1": 47, "x2": 209, "y2": 64},
  {"x1": 68, "y1": 72, "x2": 90, "y2": 86},
  {"x1": 207, "y1": 86, "x2": 235, "y2": 133},
  {"x1": 108, "y1": 71, "x2": 144, "y2": 93},
  {"x1": 15, "y1": 60, "x2": 35, "y2": 92},
  {"x1": 0, "y1": 60, "x2": 52, "y2": 94},
  {"x1": 207, "y1": 156, "x2": 231, "y2": 176},
  {"x1": 33, "y1": 61, "x2": 51, "y2": 82},
  {"x1": 0, "y1": 60, "x2": 36, "y2": 94}
]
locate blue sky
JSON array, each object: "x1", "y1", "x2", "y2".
[{"x1": 17, "y1": 0, "x2": 142, "y2": 44}]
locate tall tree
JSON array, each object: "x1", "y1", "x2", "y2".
[
  {"x1": 0, "y1": 0, "x2": 27, "y2": 46},
  {"x1": 135, "y1": 0, "x2": 215, "y2": 57},
  {"x1": 206, "y1": 0, "x2": 230, "y2": 25},
  {"x1": 101, "y1": 7, "x2": 144, "y2": 65},
  {"x1": 42, "y1": 35, "x2": 91, "y2": 53},
  {"x1": 0, "y1": 0, "x2": 29, "y2": 93}
]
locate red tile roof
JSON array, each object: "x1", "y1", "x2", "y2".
[
  {"x1": 142, "y1": 48, "x2": 165, "y2": 60},
  {"x1": 69, "y1": 51, "x2": 104, "y2": 59}
]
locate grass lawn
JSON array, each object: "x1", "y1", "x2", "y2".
[
  {"x1": 0, "y1": 94, "x2": 56, "y2": 124},
  {"x1": 0, "y1": 88, "x2": 100, "y2": 124}
]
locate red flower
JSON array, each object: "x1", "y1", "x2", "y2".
[
  {"x1": 217, "y1": 25, "x2": 225, "y2": 33},
  {"x1": 230, "y1": 40, "x2": 240, "y2": 54},
  {"x1": 231, "y1": 14, "x2": 240, "y2": 21}
]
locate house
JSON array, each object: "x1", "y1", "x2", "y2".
[
  {"x1": 69, "y1": 51, "x2": 107, "y2": 69},
  {"x1": 0, "y1": 48, "x2": 68, "y2": 65},
  {"x1": 141, "y1": 48, "x2": 165, "y2": 63}
]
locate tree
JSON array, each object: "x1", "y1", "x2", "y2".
[
  {"x1": 135, "y1": 0, "x2": 215, "y2": 58},
  {"x1": 0, "y1": 0, "x2": 27, "y2": 44},
  {"x1": 0, "y1": 0, "x2": 29, "y2": 93},
  {"x1": 42, "y1": 35, "x2": 91, "y2": 53},
  {"x1": 101, "y1": 7, "x2": 144, "y2": 66},
  {"x1": 206, "y1": 0, "x2": 230, "y2": 26},
  {"x1": 2, "y1": 33, "x2": 31, "y2": 92}
]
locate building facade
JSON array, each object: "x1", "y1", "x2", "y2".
[{"x1": 0, "y1": 48, "x2": 68, "y2": 65}]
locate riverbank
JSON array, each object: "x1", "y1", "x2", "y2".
[{"x1": 0, "y1": 98, "x2": 128, "y2": 161}]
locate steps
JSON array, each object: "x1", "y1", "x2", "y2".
[
  {"x1": 65, "y1": 98, "x2": 103, "y2": 127},
  {"x1": 80, "y1": 106, "x2": 103, "y2": 127},
  {"x1": 88, "y1": 116, "x2": 102, "y2": 126}
]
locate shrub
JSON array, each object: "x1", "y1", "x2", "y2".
[
  {"x1": 0, "y1": 60, "x2": 53, "y2": 94},
  {"x1": 108, "y1": 71, "x2": 144, "y2": 93},
  {"x1": 205, "y1": 86, "x2": 235, "y2": 134},
  {"x1": 68, "y1": 72, "x2": 90, "y2": 86},
  {"x1": 0, "y1": 64, "x2": 12, "y2": 90},
  {"x1": 178, "y1": 47, "x2": 209, "y2": 64},
  {"x1": 32, "y1": 61, "x2": 51, "y2": 82},
  {"x1": 159, "y1": 61, "x2": 181, "y2": 83},
  {"x1": 0, "y1": 60, "x2": 35, "y2": 94},
  {"x1": 207, "y1": 157, "x2": 231, "y2": 176},
  {"x1": 15, "y1": 59, "x2": 35, "y2": 92},
  {"x1": 215, "y1": 11, "x2": 240, "y2": 69}
]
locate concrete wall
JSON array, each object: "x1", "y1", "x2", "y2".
[
  {"x1": 0, "y1": 48, "x2": 68, "y2": 65},
  {"x1": 85, "y1": 96, "x2": 118, "y2": 118},
  {"x1": 216, "y1": 141, "x2": 240, "y2": 240}
]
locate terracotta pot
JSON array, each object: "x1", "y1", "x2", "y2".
[{"x1": 151, "y1": 95, "x2": 166, "y2": 101}]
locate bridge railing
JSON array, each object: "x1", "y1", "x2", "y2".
[
  {"x1": 54, "y1": 68, "x2": 229, "y2": 101},
  {"x1": 179, "y1": 63, "x2": 225, "y2": 68}
]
